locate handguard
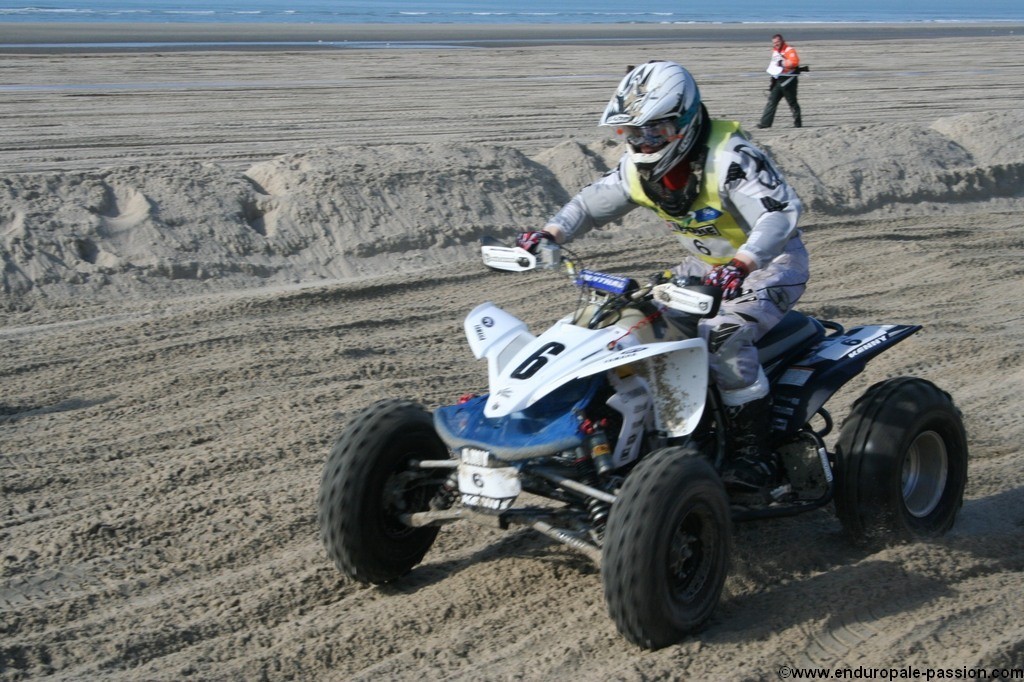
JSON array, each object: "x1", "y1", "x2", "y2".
[
  {"x1": 481, "y1": 240, "x2": 561, "y2": 272},
  {"x1": 481, "y1": 244, "x2": 537, "y2": 272},
  {"x1": 652, "y1": 282, "x2": 721, "y2": 318}
]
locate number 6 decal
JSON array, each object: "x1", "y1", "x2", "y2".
[
  {"x1": 692, "y1": 239, "x2": 713, "y2": 256},
  {"x1": 510, "y1": 342, "x2": 566, "y2": 380}
]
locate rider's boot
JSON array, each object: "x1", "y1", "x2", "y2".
[{"x1": 721, "y1": 395, "x2": 781, "y2": 491}]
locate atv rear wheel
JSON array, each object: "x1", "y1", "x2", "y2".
[
  {"x1": 318, "y1": 399, "x2": 451, "y2": 584},
  {"x1": 602, "y1": 447, "x2": 731, "y2": 650},
  {"x1": 834, "y1": 377, "x2": 968, "y2": 545}
]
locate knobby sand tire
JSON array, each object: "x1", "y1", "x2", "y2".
[
  {"x1": 834, "y1": 377, "x2": 968, "y2": 545},
  {"x1": 318, "y1": 399, "x2": 449, "y2": 584},
  {"x1": 602, "y1": 447, "x2": 731, "y2": 650}
]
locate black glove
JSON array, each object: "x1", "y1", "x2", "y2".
[
  {"x1": 515, "y1": 230, "x2": 555, "y2": 254},
  {"x1": 703, "y1": 259, "x2": 750, "y2": 300}
]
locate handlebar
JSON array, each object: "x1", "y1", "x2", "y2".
[{"x1": 479, "y1": 235, "x2": 721, "y2": 318}]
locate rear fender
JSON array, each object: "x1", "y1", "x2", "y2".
[{"x1": 771, "y1": 324, "x2": 921, "y2": 434}]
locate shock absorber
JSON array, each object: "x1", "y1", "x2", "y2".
[
  {"x1": 578, "y1": 418, "x2": 613, "y2": 528},
  {"x1": 583, "y1": 418, "x2": 614, "y2": 475}
]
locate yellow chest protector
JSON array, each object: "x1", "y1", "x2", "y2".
[{"x1": 625, "y1": 120, "x2": 747, "y2": 265}]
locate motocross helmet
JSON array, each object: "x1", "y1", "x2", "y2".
[{"x1": 600, "y1": 61, "x2": 705, "y2": 180}]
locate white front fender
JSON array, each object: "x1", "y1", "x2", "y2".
[
  {"x1": 640, "y1": 343, "x2": 709, "y2": 438},
  {"x1": 465, "y1": 303, "x2": 709, "y2": 437},
  {"x1": 524, "y1": 337, "x2": 709, "y2": 437}
]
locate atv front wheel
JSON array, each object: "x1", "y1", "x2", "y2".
[
  {"x1": 318, "y1": 399, "x2": 451, "y2": 584},
  {"x1": 602, "y1": 447, "x2": 731, "y2": 650},
  {"x1": 834, "y1": 377, "x2": 968, "y2": 545}
]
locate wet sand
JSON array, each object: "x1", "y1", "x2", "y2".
[{"x1": 2, "y1": 20, "x2": 1022, "y2": 51}]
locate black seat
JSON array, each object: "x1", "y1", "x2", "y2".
[{"x1": 758, "y1": 310, "x2": 825, "y2": 377}]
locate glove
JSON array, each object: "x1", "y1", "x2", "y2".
[
  {"x1": 515, "y1": 230, "x2": 555, "y2": 254},
  {"x1": 703, "y1": 259, "x2": 750, "y2": 300}
]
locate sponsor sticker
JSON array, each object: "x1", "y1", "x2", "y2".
[{"x1": 693, "y1": 207, "x2": 723, "y2": 222}]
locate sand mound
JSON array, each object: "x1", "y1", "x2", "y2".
[
  {"x1": 0, "y1": 144, "x2": 561, "y2": 310},
  {"x1": 2, "y1": 112, "x2": 1023, "y2": 313},
  {"x1": 763, "y1": 109, "x2": 1024, "y2": 216}
]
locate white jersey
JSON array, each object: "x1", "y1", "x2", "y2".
[{"x1": 546, "y1": 123, "x2": 804, "y2": 271}]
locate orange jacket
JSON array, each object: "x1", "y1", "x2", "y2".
[{"x1": 778, "y1": 44, "x2": 800, "y2": 74}]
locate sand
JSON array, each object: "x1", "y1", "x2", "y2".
[{"x1": 2, "y1": 23, "x2": 1024, "y2": 680}]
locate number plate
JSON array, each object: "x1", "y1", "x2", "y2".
[{"x1": 457, "y1": 463, "x2": 521, "y2": 511}]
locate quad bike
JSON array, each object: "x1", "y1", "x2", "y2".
[{"x1": 317, "y1": 238, "x2": 968, "y2": 650}]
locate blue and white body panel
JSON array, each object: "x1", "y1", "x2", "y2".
[{"x1": 438, "y1": 302, "x2": 709, "y2": 463}]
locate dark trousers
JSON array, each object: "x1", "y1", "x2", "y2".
[{"x1": 759, "y1": 76, "x2": 802, "y2": 128}]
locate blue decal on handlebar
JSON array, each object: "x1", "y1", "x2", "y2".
[{"x1": 578, "y1": 270, "x2": 633, "y2": 295}]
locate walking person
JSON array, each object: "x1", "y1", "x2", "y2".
[{"x1": 758, "y1": 34, "x2": 802, "y2": 129}]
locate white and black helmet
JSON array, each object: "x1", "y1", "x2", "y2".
[{"x1": 600, "y1": 61, "x2": 705, "y2": 180}]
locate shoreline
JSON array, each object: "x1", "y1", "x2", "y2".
[{"x1": 2, "y1": 21, "x2": 1022, "y2": 52}]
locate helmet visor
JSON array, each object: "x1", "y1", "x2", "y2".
[{"x1": 614, "y1": 119, "x2": 680, "y2": 151}]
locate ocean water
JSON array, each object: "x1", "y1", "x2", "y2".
[{"x1": 1, "y1": 0, "x2": 1022, "y2": 25}]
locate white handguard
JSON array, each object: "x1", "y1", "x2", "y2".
[
  {"x1": 481, "y1": 241, "x2": 561, "y2": 271},
  {"x1": 481, "y1": 244, "x2": 537, "y2": 272},
  {"x1": 652, "y1": 282, "x2": 719, "y2": 316}
]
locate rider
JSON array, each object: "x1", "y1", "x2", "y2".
[{"x1": 516, "y1": 60, "x2": 809, "y2": 491}]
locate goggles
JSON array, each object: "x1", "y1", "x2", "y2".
[{"x1": 615, "y1": 119, "x2": 680, "y2": 149}]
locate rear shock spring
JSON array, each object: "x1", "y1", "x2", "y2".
[{"x1": 573, "y1": 429, "x2": 612, "y2": 531}]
